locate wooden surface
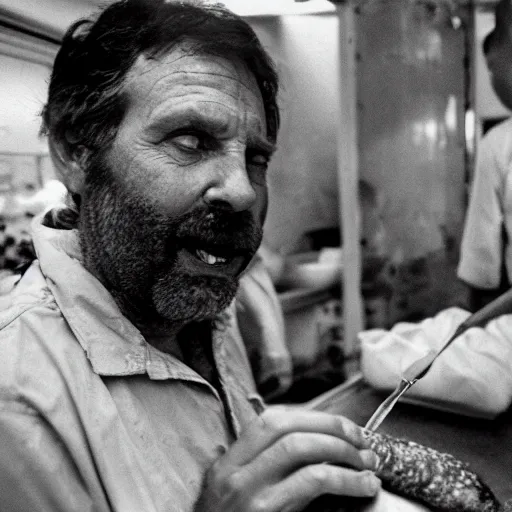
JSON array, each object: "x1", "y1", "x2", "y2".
[{"x1": 308, "y1": 376, "x2": 512, "y2": 503}]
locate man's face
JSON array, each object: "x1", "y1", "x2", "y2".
[{"x1": 80, "y1": 45, "x2": 273, "y2": 325}]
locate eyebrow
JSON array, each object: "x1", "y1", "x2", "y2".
[
  {"x1": 148, "y1": 105, "x2": 276, "y2": 154},
  {"x1": 169, "y1": 110, "x2": 231, "y2": 135}
]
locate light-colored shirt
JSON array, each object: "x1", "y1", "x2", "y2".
[
  {"x1": 458, "y1": 117, "x2": 512, "y2": 288},
  {"x1": 0, "y1": 216, "x2": 263, "y2": 512}
]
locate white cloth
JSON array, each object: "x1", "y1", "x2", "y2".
[
  {"x1": 458, "y1": 117, "x2": 512, "y2": 288},
  {"x1": 363, "y1": 489, "x2": 431, "y2": 512},
  {"x1": 360, "y1": 307, "x2": 512, "y2": 418}
]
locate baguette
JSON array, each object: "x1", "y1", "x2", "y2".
[
  {"x1": 305, "y1": 431, "x2": 511, "y2": 511},
  {"x1": 365, "y1": 430, "x2": 501, "y2": 511}
]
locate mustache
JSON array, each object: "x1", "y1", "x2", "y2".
[{"x1": 166, "y1": 208, "x2": 263, "y2": 255}]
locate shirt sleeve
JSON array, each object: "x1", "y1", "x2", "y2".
[
  {"x1": 458, "y1": 131, "x2": 505, "y2": 289},
  {"x1": 360, "y1": 307, "x2": 512, "y2": 416},
  {"x1": 0, "y1": 405, "x2": 99, "y2": 512}
]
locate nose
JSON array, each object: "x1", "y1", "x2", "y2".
[{"x1": 203, "y1": 153, "x2": 257, "y2": 212}]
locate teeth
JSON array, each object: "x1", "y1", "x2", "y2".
[{"x1": 196, "y1": 249, "x2": 228, "y2": 266}]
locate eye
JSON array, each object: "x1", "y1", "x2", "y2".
[
  {"x1": 247, "y1": 151, "x2": 270, "y2": 186},
  {"x1": 247, "y1": 151, "x2": 270, "y2": 171},
  {"x1": 172, "y1": 134, "x2": 202, "y2": 150},
  {"x1": 169, "y1": 131, "x2": 217, "y2": 152}
]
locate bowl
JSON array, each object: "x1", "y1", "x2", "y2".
[{"x1": 278, "y1": 250, "x2": 343, "y2": 290}]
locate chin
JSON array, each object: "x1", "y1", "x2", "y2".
[{"x1": 152, "y1": 273, "x2": 239, "y2": 324}]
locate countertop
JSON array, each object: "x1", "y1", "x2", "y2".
[{"x1": 305, "y1": 374, "x2": 512, "y2": 503}]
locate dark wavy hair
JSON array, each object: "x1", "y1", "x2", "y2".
[{"x1": 41, "y1": 0, "x2": 280, "y2": 168}]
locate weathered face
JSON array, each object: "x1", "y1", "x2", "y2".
[{"x1": 80, "y1": 45, "x2": 273, "y2": 325}]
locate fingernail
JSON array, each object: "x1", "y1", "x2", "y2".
[
  {"x1": 359, "y1": 429, "x2": 372, "y2": 448},
  {"x1": 364, "y1": 472, "x2": 381, "y2": 496},
  {"x1": 361, "y1": 449, "x2": 380, "y2": 470},
  {"x1": 362, "y1": 429, "x2": 373, "y2": 442}
]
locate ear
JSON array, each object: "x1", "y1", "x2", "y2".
[{"x1": 48, "y1": 137, "x2": 88, "y2": 196}]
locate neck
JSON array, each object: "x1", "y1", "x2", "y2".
[
  {"x1": 136, "y1": 319, "x2": 185, "y2": 356},
  {"x1": 143, "y1": 320, "x2": 219, "y2": 386},
  {"x1": 83, "y1": 246, "x2": 219, "y2": 383}
]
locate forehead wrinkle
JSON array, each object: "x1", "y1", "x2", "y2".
[
  {"x1": 198, "y1": 99, "x2": 266, "y2": 139},
  {"x1": 148, "y1": 98, "x2": 266, "y2": 142},
  {"x1": 162, "y1": 47, "x2": 259, "y2": 93},
  {"x1": 195, "y1": 58, "x2": 259, "y2": 93},
  {"x1": 142, "y1": 79, "x2": 264, "y2": 136},
  {"x1": 126, "y1": 70, "x2": 262, "y2": 125},
  {"x1": 147, "y1": 70, "x2": 259, "y2": 105},
  {"x1": 124, "y1": 50, "x2": 261, "y2": 108},
  {"x1": 121, "y1": 51, "x2": 189, "y2": 99}
]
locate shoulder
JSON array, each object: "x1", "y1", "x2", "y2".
[
  {"x1": 481, "y1": 118, "x2": 512, "y2": 162},
  {"x1": 0, "y1": 263, "x2": 91, "y2": 412},
  {"x1": 484, "y1": 117, "x2": 512, "y2": 141},
  {"x1": 474, "y1": 119, "x2": 512, "y2": 183}
]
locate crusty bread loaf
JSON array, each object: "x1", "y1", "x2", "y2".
[
  {"x1": 305, "y1": 431, "x2": 510, "y2": 511},
  {"x1": 365, "y1": 431, "x2": 501, "y2": 511}
]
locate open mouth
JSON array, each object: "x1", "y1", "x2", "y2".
[
  {"x1": 195, "y1": 249, "x2": 230, "y2": 266},
  {"x1": 177, "y1": 243, "x2": 251, "y2": 277}
]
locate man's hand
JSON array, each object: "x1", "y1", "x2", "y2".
[{"x1": 195, "y1": 408, "x2": 381, "y2": 512}]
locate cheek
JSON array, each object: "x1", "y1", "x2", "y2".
[{"x1": 110, "y1": 148, "x2": 205, "y2": 216}]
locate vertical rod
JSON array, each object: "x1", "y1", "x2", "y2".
[{"x1": 335, "y1": 1, "x2": 364, "y2": 356}]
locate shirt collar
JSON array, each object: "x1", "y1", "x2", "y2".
[{"x1": 30, "y1": 214, "x2": 231, "y2": 381}]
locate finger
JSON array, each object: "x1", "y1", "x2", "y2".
[
  {"x1": 243, "y1": 432, "x2": 379, "y2": 484},
  {"x1": 249, "y1": 465, "x2": 381, "y2": 512},
  {"x1": 226, "y1": 408, "x2": 369, "y2": 466}
]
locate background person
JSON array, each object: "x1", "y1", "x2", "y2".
[{"x1": 458, "y1": 0, "x2": 512, "y2": 310}]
